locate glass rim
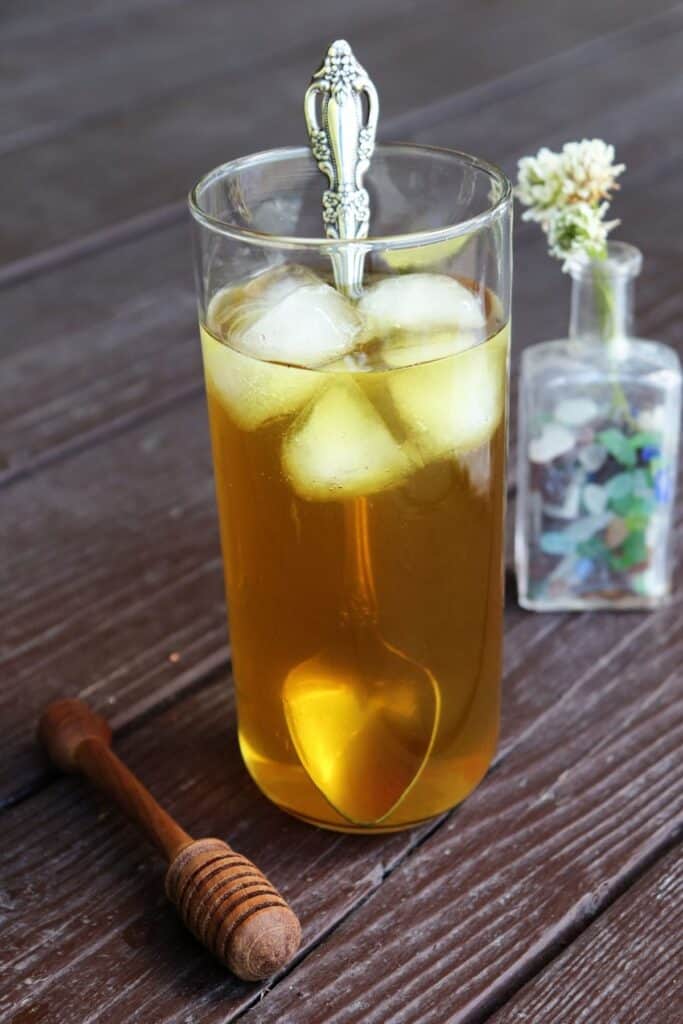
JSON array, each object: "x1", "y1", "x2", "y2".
[{"x1": 188, "y1": 142, "x2": 512, "y2": 251}]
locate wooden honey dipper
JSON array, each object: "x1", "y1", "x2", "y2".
[{"x1": 38, "y1": 699, "x2": 301, "y2": 981}]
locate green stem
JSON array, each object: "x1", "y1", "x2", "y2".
[
  {"x1": 592, "y1": 260, "x2": 635, "y2": 429},
  {"x1": 592, "y1": 261, "x2": 614, "y2": 338}
]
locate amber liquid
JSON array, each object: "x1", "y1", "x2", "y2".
[{"x1": 201, "y1": 293, "x2": 508, "y2": 832}]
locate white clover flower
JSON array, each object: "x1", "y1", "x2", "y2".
[
  {"x1": 515, "y1": 148, "x2": 564, "y2": 215},
  {"x1": 515, "y1": 138, "x2": 624, "y2": 267},
  {"x1": 559, "y1": 139, "x2": 625, "y2": 205},
  {"x1": 546, "y1": 202, "x2": 619, "y2": 270}
]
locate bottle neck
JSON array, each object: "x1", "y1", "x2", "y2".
[{"x1": 567, "y1": 241, "x2": 642, "y2": 345}]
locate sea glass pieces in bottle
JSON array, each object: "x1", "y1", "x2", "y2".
[{"x1": 516, "y1": 242, "x2": 681, "y2": 610}]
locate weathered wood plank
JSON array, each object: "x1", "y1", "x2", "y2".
[
  {"x1": 489, "y1": 846, "x2": 683, "y2": 1024},
  {"x1": 3, "y1": 13, "x2": 683, "y2": 483},
  {"x1": 233, "y1": 591, "x2": 683, "y2": 1024},
  {"x1": 0, "y1": 225, "x2": 199, "y2": 483},
  {"x1": 1, "y1": 1, "x2": 677, "y2": 273},
  {"x1": 0, "y1": 0, "x2": 419, "y2": 151},
  {"x1": 0, "y1": 401, "x2": 222, "y2": 806},
  {"x1": 2, "y1": 0, "x2": 175, "y2": 38},
  {"x1": 1, "y1": 551, "x2": 681, "y2": 1022}
]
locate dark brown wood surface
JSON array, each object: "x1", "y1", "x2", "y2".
[
  {"x1": 1, "y1": 3, "x2": 681, "y2": 1022},
  {"x1": 2, "y1": 0, "x2": 674, "y2": 279},
  {"x1": 489, "y1": 848, "x2": 683, "y2": 1023}
]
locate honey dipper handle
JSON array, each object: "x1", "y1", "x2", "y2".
[{"x1": 39, "y1": 699, "x2": 192, "y2": 862}]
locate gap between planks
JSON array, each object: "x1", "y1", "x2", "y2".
[
  {"x1": 486, "y1": 844, "x2": 683, "y2": 1024},
  {"x1": 0, "y1": 642, "x2": 230, "y2": 815},
  {"x1": 226, "y1": 832, "x2": 683, "y2": 1024},
  {"x1": 476, "y1": 836, "x2": 683, "y2": 1024}
]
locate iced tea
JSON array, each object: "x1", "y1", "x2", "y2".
[{"x1": 201, "y1": 267, "x2": 508, "y2": 831}]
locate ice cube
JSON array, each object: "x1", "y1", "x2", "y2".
[
  {"x1": 282, "y1": 381, "x2": 412, "y2": 500},
  {"x1": 380, "y1": 330, "x2": 477, "y2": 369},
  {"x1": 358, "y1": 273, "x2": 486, "y2": 335},
  {"x1": 388, "y1": 327, "x2": 508, "y2": 461},
  {"x1": 213, "y1": 265, "x2": 363, "y2": 368},
  {"x1": 460, "y1": 443, "x2": 492, "y2": 498},
  {"x1": 201, "y1": 327, "x2": 320, "y2": 430},
  {"x1": 381, "y1": 234, "x2": 472, "y2": 271}
]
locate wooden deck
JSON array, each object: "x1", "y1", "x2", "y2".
[{"x1": 1, "y1": 3, "x2": 681, "y2": 1021}]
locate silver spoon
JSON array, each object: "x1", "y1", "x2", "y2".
[{"x1": 284, "y1": 43, "x2": 441, "y2": 828}]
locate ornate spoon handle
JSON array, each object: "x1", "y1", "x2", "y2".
[{"x1": 304, "y1": 40, "x2": 379, "y2": 296}]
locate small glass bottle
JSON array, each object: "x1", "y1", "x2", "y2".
[{"x1": 516, "y1": 241, "x2": 681, "y2": 610}]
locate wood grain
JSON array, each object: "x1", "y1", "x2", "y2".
[
  {"x1": 1, "y1": 1, "x2": 678, "y2": 275},
  {"x1": 0, "y1": 224, "x2": 199, "y2": 482},
  {"x1": 3, "y1": 0, "x2": 180, "y2": 39},
  {"x1": 489, "y1": 846, "x2": 683, "y2": 1024},
  {"x1": 0, "y1": 401, "x2": 225, "y2": 807},
  {"x1": 0, "y1": 0, "x2": 418, "y2": 151}
]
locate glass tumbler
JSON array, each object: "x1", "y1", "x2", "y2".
[{"x1": 189, "y1": 144, "x2": 512, "y2": 832}]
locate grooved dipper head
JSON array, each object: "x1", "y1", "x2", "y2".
[{"x1": 165, "y1": 838, "x2": 301, "y2": 981}]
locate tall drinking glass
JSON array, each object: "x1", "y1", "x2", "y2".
[{"x1": 190, "y1": 144, "x2": 512, "y2": 832}]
